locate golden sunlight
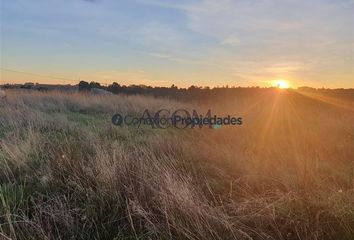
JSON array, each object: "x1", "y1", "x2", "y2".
[{"x1": 273, "y1": 79, "x2": 290, "y2": 89}]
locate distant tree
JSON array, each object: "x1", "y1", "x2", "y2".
[
  {"x1": 298, "y1": 86, "x2": 315, "y2": 92},
  {"x1": 90, "y1": 81, "x2": 101, "y2": 89},
  {"x1": 21, "y1": 82, "x2": 34, "y2": 89},
  {"x1": 107, "y1": 82, "x2": 121, "y2": 94},
  {"x1": 78, "y1": 80, "x2": 90, "y2": 91},
  {"x1": 37, "y1": 87, "x2": 48, "y2": 92},
  {"x1": 188, "y1": 85, "x2": 197, "y2": 91}
]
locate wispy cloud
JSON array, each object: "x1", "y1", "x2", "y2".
[
  {"x1": 81, "y1": 0, "x2": 98, "y2": 3},
  {"x1": 221, "y1": 36, "x2": 240, "y2": 47},
  {"x1": 1, "y1": 0, "x2": 352, "y2": 87},
  {"x1": 81, "y1": 70, "x2": 168, "y2": 86}
]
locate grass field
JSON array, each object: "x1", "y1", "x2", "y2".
[{"x1": 0, "y1": 89, "x2": 353, "y2": 240}]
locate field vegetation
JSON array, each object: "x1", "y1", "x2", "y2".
[{"x1": 0, "y1": 89, "x2": 353, "y2": 240}]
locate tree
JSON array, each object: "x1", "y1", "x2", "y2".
[
  {"x1": 78, "y1": 80, "x2": 90, "y2": 91},
  {"x1": 89, "y1": 81, "x2": 101, "y2": 89},
  {"x1": 107, "y1": 82, "x2": 121, "y2": 94}
]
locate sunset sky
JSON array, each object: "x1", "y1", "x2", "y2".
[{"x1": 1, "y1": 0, "x2": 353, "y2": 88}]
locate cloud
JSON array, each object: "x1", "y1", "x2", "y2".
[
  {"x1": 132, "y1": 22, "x2": 185, "y2": 50},
  {"x1": 81, "y1": 70, "x2": 168, "y2": 86},
  {"x1": 140, "y1": 51, "x2": 188, "y2": 63},
  {"x1": 2, "y1": 0, "x2": 352, "y2": 87},
  {"x1": 221, "y1": 36, "x2": 240, "y2": 46},
  {"x1": 265, "y1": 62, "x2": 307, "y2": 75},
  {"x1": 136, "y1": 0, "x2": 203, "y2": 12}
]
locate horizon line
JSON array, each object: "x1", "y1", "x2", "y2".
[{"x1": 1, "y1": 82, "x2": 353, "y2": 91}]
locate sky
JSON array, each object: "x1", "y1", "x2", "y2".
[{"x1": 0, "y1": 0, "x2": 353, "y2": 88}]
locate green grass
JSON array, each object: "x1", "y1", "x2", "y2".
[{"x1": 66, "y1": 111, "x2": 106, "y2": 126}]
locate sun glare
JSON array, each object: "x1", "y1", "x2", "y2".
[{"x1": 273, "y1": 80, "x2": 289, "y2": 89}]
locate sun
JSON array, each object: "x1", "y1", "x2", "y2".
[{"x1": 273, "y1": 79, "x2": 290, "y2": 89}]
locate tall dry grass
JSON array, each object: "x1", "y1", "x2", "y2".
[{"x1": 0, "y1": 89, "x2": 353, "y2": 240}]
